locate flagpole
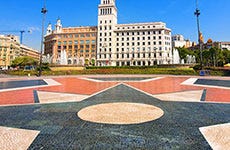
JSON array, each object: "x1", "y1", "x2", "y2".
[
  {"x1": 38, "y1": 0, "x2": 48, "y2": 76},
  {"x1": 194, "y1": 0, "x2": 203, "y2": 70}
]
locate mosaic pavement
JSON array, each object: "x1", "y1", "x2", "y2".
[{"x1": 0, "y1": 75, "x2": 229, "y2": 149}]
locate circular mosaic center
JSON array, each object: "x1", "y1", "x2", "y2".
[{"x1": 77, "y1": 103, "x2": 164, "y2": 125}]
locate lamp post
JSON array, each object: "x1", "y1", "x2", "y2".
[
  {"x1": 194, "y1": 0, "x2": 203, "y2": 69},
  {"x1": 38, "y1": 0, "x2": 48, "y2": 77}
]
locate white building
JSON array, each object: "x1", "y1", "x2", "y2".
[
  {"x1": 97, "y1": 0, "x2": 173, "y2": 66},
  {"x1": 172, "y1": 34, "x2": 193, "y2": 48},
  {"x1": 220, "y1": 42, "x2": 230, "y2": 50}
]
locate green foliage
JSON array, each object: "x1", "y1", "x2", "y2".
[
  {"x1": 176, "y1": 47, "x2": 195, "y2": 63},
  {"x1": 222, "y1": 49, "x2": 230, "y2": 64},
  {"x1": 193, "y1": 64, "x2": 202, "y2": 71},
  {"x1": 193, "y1": 47, "x2": 230, "y2": 67},
  {"x1": 36, "y1": 63, "x2": 51, "y2": 71},
  {"x1": 91, "y1": 59, "x2": 95, "y2": 66},
  {"x1": 11, "y1": 56, "x2": 38, "y2": 68}
]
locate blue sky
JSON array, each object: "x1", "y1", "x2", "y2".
[{"x1": 0, "y1": 0, "x2": 229, "y2": 51}]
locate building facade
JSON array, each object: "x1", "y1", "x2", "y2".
[
  {"x1": 0, "y1": 35, "x2": 39, "y2": 69},
  {"x1": 44, "y1": 19, "x2": 97, "y2": 66},
  {"x1": 172, "y1": 34, "x2": 194, "y2": 48},
  {"x1": 0, "y1": 35, "x2": 20, "y2": 69},
  {"x1": 220, "y1": 42, "x2": 230, "y2": 50},
  {"x1": 97, "y1": 0, "x2": 173, "y2": 66},
  {"x1": 20, "y1": 45, "x2": 40, "y2": 61}
]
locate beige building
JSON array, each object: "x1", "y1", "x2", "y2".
[
  {"x1": 20, "y1": 45, "x2": 40, "y2": 61},
  {"x1": 44, "y1": 19, "x2": 97, "y2": 66},
  {"x1": 0, "y1": 35, "x2": 40, "y2": 69},
  {"x1": 0, "y1": 35, "x2": 20, "y2": 69},
  {"x1": 172, "y1": 34, "x2": 194, "y2": 48}
]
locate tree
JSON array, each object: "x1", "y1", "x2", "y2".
[
  {"x1": 11, "y1": 56, "x2": 38, "y2": 69},
  {"x1": 222, "y1": 49, "x2": 230, "y2": 64},
  {"x1": 177, "y1": 47, "x2": 194, "y2": 63}
]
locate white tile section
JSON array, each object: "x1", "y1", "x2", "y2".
[
  {"x1": 37, "y1": 91, "x2": 89, "y2": 104},
  {"x1": 153, "y1": 90, "x2": 203, "y2": 102},
  {"x1": 0, "y1": 126, "x2": 40, "y2": 150},
  {"x1": 199, "y1": 123, "x2": 230, "y2": 150},
  {"x1": 181, "y1": 78, "x2": 198, "y2": 85}
]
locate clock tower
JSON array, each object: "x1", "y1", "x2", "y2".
[{"x1": 97, "y1": 0, "x2": 117, "y2": 66}]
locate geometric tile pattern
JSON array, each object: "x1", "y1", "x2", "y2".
[{"x1": 0, "y1": 76, "x2": 229, "y2": 149}]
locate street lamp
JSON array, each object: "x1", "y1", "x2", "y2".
[
  {"x1": 194, "y1": 0, "x2": 203, "y2": 69},
  {"x1": 38, "y1": 0, "x2": 48, "y2": 77}
]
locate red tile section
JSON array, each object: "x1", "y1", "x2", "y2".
[
  {"x1": 37, "y1": 78, "x2": 118, "y2": 95},
  {"x1": 126, "y1": 77, "x2": 202, "y2": 94},
  {"x1": 126, "y1": 77, "x2": 230, "y2": 103},
  {"x1": 0, "y1": 77, "x2": 229, "y2": 106},
  {"x1": 206, "y1": 88, "x2": 230, "y2": 103},
  {"x1": 0, "y1": 89, "x2": 34, "y2": 105},
  {"x1": 0, "y1": 78, "x2": 118, "y2": 106}
]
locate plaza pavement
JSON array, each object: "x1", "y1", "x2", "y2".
[{"x1": 0, "y1": 75, "x2": 229, "y2": 149}]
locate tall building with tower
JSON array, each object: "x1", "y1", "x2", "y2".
[{"x1": 97, "y1": 0, "x2": 172, "y2": 66}]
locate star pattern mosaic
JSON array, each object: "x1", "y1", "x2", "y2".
[{"x1": 0, "y1": 75, "x2": 229, "y2": 149}]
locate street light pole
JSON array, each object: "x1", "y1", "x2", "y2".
[
  {"x1": 38, "y1": 0, "x2": 48, "y2": 77},
  {"x1": 194, "y1": 0, "x2": 203, "y2": 69}
]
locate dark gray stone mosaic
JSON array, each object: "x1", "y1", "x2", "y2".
[
  {"x1": 195, "y1": 79, "x2": 230, "y2": 87},
  {"x1": 0, "y1": 80, "x2": 47, "y2": 90}
]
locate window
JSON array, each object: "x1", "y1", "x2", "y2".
[
  {"x1": 92, "y1": 40, "x2": 96, "y2": 44},
  {"x1": 80, "y1": 40, "x2": 84, "y2": 44},
  {"x1": 86, "y1": 40, "x2": 90, "y2": 44}
]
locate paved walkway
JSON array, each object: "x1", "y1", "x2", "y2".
[{"x1": 0, "y1": 75, "x2": 229, "y2": 149}]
